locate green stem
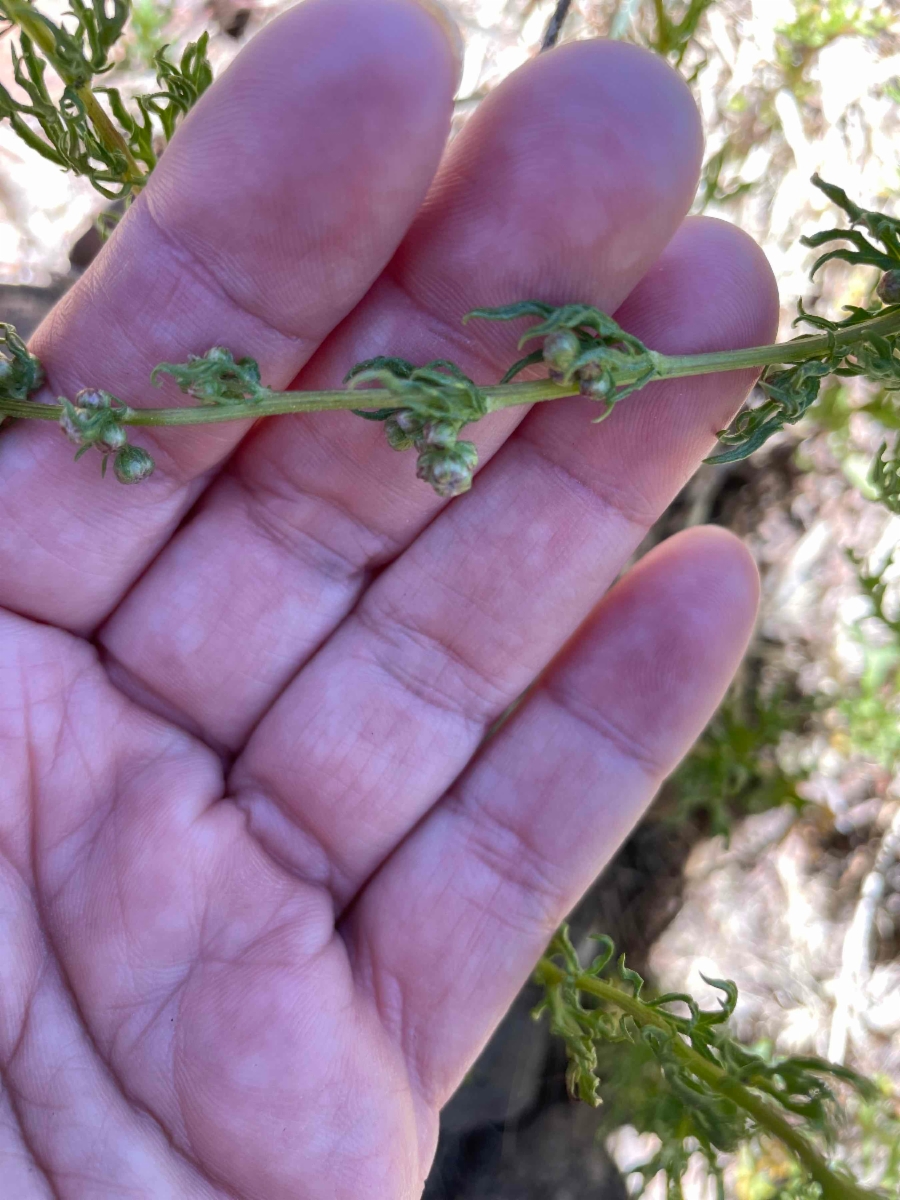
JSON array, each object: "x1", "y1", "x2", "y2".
[
  {"x1": 3, "y1": 307, "x2": 900, "y2": 430},
  {"x1": 0, "y1": 380, "x2": 578, "y2": 426},
  {"x1": 652, "y1": 305, "x2": 900, "y2": 380},
  {"x1": 76, "y1": 84, "x2": 145, "y2": 188},
  {"x1": 542, "y1": 961, "x2": 880, "y2": 1200},
  {"x1": 2, "y1": 0, "x2": 145, "y2": 187}
]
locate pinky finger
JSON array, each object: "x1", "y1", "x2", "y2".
[{"x1": 347, "y1": 525, "x2": 759, "y2": 1110}]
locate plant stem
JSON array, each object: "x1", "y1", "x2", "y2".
[
  {"x1": 0, "y1": 379, "x2": 577, "y2": 426},
  {"x1": 76, "y1": 85, "x2": 145, "y2": 187},
  {"x1": 541, "y1": 0, "x2": 574, "y2": 51},
  {"x1": 539, "y1": 959, "x2": 880, "y2": 1200},
  {"x1": 3, "y1": 307, "x2": 900, "y2": 430},
  {"x1": 2, "y1": 0, "x2": 145, "y2": 187},
  {"x1": 652, "y1": 304, "x2": 900, "y2": 379}
]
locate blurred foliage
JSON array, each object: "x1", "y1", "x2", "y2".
[
  {"x1": 696, "y1": 141, "x2": 755, "y2": 212},
  {"x1": 776, "y1": 0, "x2": 892, "y2": 93},
  {"x1": 869, "y1": 439, "x2": 900, "y2": 515},
  {"x1": 850, "y1": 547, "x2": 900, "y2": 639},
  {"x1": 670, "y1": 682, "x2": 811, "y2": 838},
  {"x1": 607, "y1": 0, "x2": 715, "y2": 78},
  {"x1": 778, "y1": 0, "x2": 890, "y2": 51},
  {"x1": 734, "y1": 1080, "x2": 900, "y2": 1198},
  {"x1": 122, "y1": 0, "x2": 175, "y2": 68},
  {"x1": 833, "y1": 550, "x2": 900, "y2": 766},
  {"x1": 852, "y1": 1078, "x2": 900, "y2": 1192},
  {"x1": 643, "y1": 0, "x2": 716, "y2": 75},
  {"x1": 735, "y1": 1139, "x2": 845, "y2": 1199},
  {"x1": 809, "y1": 381, "x2": 900, "y2": 445}
]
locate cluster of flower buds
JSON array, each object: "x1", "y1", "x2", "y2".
[
  {"x1": 152, "y1": 346, "x2": 269, "y2": 404},
  {"x1": 59, "y1": 389, "x2": 154, "y2": 483},
  {"x1": 466, "y1": 302, "x2": 654, "y2": 417},
  {"x1": 542, "y1": 329, "x2": 615, "y2": 402},
  {"x1": 348, "y1": 357, "x2": 485, "y2": 498},
  {"x1": 382, "y1": 409, "x2": 478, "y2": 497}
]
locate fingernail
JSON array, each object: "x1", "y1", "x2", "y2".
[{"x1": 414, "y1": 0, "x2": 465, "y2": 90}]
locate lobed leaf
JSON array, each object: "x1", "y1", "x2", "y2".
[
  {"x1": 0, "y1": 322, "x2": 44, "y2": 401},
  {"x1": 534, "y1": 924, "x2": 886, "y2": 1198},
  {"x1": 152, "y1": 347, "x2": 270, "y2": 404}
]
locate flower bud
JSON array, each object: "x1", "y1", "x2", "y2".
[
  {"x1": 60, "y1": 405, "x2": 86, "y2": 444},
  {"x1": 113, "y1": 444, "x2": 155, "y2": 484},
  {"x1": 579, "y1": 367, "x2": 612, "y2": 400},
  {"x1": 420, "y1": 420, "x2": 458, "y2": 449},
  {"x1": 384, "y1": 409, "x2": 421, "y2": 451},
  {"x1": 74, "y1": 388, "x2": 109, "y2": 409},
  {"x1": 416, "y1": 440, "x2": 478, "y2": 498},
  {"x1": 878, "y1": 269, "x2": 900, "y2": 305},
  {"x1": 99, "y1": 423, "x2": 127, "y2": 451},
  {"x1": 543, "y1": 329, "x2": 580, "y2": 376}
]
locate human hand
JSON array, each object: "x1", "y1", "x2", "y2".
[{"x1": 0, "y1": 2, "x2": 777, "y2": 1196}]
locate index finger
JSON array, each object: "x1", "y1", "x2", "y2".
[{"x1": 0, "y1": 0, "x2": 459, "y2": 632}]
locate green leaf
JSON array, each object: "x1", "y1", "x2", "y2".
[
  {"x1": 462, "y1": 300, "x2": 555, "y2": 324},
  {"x1": 0, "y1": 322, "x2": 43, "y2": 400},
  {"x1": 152, "y1": 347, "x2": 270, "y2": 404},
  {"x1": 803, "y1": 176, "x2": 900, "y2": 277},
  {"x1": 534, "y1": 925, "x2": 891, "y2": 1199}
]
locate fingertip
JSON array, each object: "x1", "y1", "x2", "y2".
[
  {"x1": 692, "y1": 217, "x2": 781, "y2": 348},
  {"x1": 407, "y1": 37, "x2": 705, "y2": 317},
  {"x1": 139, "y1": 0, "x2": 461, "y2": 340},
  {"x1": 623, "y1": 525, "x2": 760, "y2": 736},
  {"x1": 656, "y1": 524, "x2": 761, "y2": 644},
  {"x1": 521, "y1": 37, "x2": 705, "y2": 217},
  {"x1": 410, "y1": 0, "x2": 465, "y2": 89},
  {"x1": 552, "y1": 523, "x2": 760, "y2": 770},
  {"x1": 619, "y1": 215, "x2": 780, "y2": 355}
]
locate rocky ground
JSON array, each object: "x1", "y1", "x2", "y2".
[{"x1": 1, "y1": 1, "x2": 899, "y2": 1196}]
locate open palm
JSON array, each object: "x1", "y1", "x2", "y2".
[{"x1": 0, "y1": 2, "x2": 777, "y2": 1196}]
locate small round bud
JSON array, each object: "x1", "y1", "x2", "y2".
[
  {"x1": 385, "y1": 420, "x2": 413, "y2": 451},
  {"x1": 74, "y1": 388, "x2": 109, "y2": 409},
  {"x1": 416, "y1": 440, "x2": 478, "y2": 498},
  {"x1": 878, "y1": 269, "x2": 900, "y2": 305},
  {"x1": 99, "y1": 423, "x2": 127, "y2": 451},
  {"x1": 420, "y1": 420, "x2": 458, "y2": 449},
  {"x1": 575, "y1": 358, "x2": 601, "y2": 381},
  {"x1": 542, "y1": 329, "x2": 580, "y2": 375},
  {"x1": 384, "y1": 409, "x2": 421, "y2": 451},
  {"x1": 395, "y1": 410, "x2": 420, "y2": 433},
  {"x1": 580, "y1": 372, "x2": 612, "y2": 400},
  {"x1": 113, "y1": 444, "x2": 155, "y2": 484}
]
